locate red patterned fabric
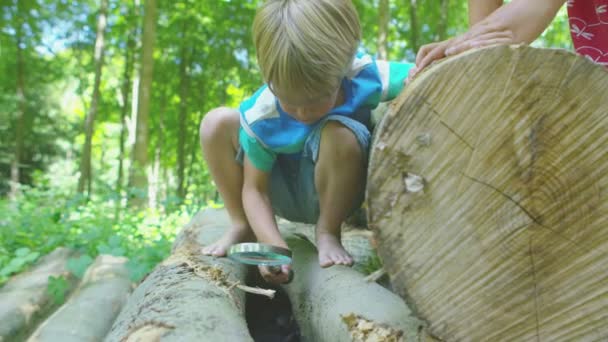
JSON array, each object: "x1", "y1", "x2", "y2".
[{"x1": 568, "y1": 0, "x2": 608, "y2": 66}]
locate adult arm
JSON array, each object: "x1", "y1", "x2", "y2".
[
  {"x1": 414, "y1": 0, "x2": 566, "y2": 73},
  {"x1": 469, "y1": 0, "x2": 503, "y2": 26}
]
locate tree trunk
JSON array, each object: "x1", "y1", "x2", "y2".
[
  {"x1": 116, "y1": 3, "x2": 136, "y2": 210},
  {"x1": 128, "y1": 0, "x2": 157, "y2": 207},
  {"x1": 177, "y1": 25, "x2": 190, "y2": 201},
  {"x1": 78, "y1": 0, "x2": 108, "y2": 196},
  {"x1": 105, "y1": 209, "x2": 253, "y2": 341},
  {"x1": 10, "y1": 1, "x2": 26, "y2": 201},
  {"x1": 408, "y1": 0, "x2": 418, "y2": 53},
  {"x1": 377, "y1": 0, "x2": 389, "y2": 60},
  {"x1": 367, "y1": 46, "x2": 608, "y2": 341},
  {"x1": 437, "y1": 0, "x2": 449, "y2": 41}
]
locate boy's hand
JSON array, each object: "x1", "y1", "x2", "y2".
[{"x1": 259, "y1": 264, "x2": 293, "y2": 285}]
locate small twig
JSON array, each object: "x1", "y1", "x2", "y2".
[
  {"x1": 364, "y1": 267, "x2": 387, "y2": 283},
  {"x1": 233, "y1": 283, "x2": 276, "y2": 299}
]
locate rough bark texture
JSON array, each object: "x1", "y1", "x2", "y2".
[
  {"x1": 0, "y1": 248, "x2": 75, "y2": 341},
  {"x1": 105, "y1": 210, "x2": 253, "y2": 342},
  {"x1": 27, "y1": 255, "x2": 131, "y2": 342},
  {"x1": 367, "y1": 45, "x2": 608, "y2": 341},
  {"x1": 281, "y1": 234, "x2": 426, "y2": 342}
]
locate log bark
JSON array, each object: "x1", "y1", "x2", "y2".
[
  {"x1": 27, "y1": 255, "x2": 131, "y2": 342},
  {"x1": 0, "y1": 248, "x2": 75, "y2": 341},
  {"x1": 367, "y1": 45, "x2": 608, "y2": 341},
  {"x1": 105, "y1": 209, "x2": 253, "y2": 342},
  {"x1": 281, "y1": 234, "x2": 427, "y2": 342}
]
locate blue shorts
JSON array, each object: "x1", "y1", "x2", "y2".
[{"x1": 236, "y1": 115, "x2": 371, "y2": 224}]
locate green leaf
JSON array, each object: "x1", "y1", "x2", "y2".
[
  {"x1": 47, "y1": 275, "x2": 69, "y2": 305},
  {"x1": 67, "y1": 255, "x2": 94, "y2": 278},
  {"x1": 126, "y1": 259, "x2": 150, "y2": 282},
  {"x1": 108, "y1": 235, "x2": 121, "y2": 247},
  {"x1": 15, "y1": 247, "x2": 31, "y2": 257}
]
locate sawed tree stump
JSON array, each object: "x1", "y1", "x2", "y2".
[{"x1": 367, "y1": 45, "x2": 608, "y2": 341}]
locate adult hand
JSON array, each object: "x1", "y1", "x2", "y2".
[{"x1": 411, "y1": 23, "x2": 515, "y2": 78}]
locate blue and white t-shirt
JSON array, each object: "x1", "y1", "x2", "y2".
[{"x1": 239, "y1": 53, "x2": 414, "y2": 171}]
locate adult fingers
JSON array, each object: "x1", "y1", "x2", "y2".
[
  {"x1": 416, "y1": 42, "x2": 450, "y2": 72},
  {"x1": 415, "y1": 42, "x2": 441, "y2": 65},
  {"x1": 445, "y1": 36, "x2": 516, "y2": 56},
  {"x1": 445, "y1": 30, "x2": 515, "y2": 56}
]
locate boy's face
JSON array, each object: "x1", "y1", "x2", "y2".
[{"x1": 274, "y1": 86, "x2": 342, "y2": 125}]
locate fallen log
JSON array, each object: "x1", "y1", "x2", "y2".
[
  {"x1": 27, "y1": 255, "x2": 132, "y2": 342},
  {"x1": 282, "y1": 234, "x2": 428, "y2": 342},
  {"x1": 367, "y1": 45, "x2": 608, "y2": 341},
  {"x1": 0, "y1": 248, "x2": 76, "y2": 341},
  {"x1": 105, "y1": 209, "x2": 253, "y2": 342}
]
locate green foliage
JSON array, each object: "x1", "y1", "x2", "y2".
[
  {"x1": 0, "y1": 247, "x2": 40, "y2": 283},
  {"x1": 66, "y1": 255, "x2": 94, "y2": 279},
  {"x1": 356, "y1": 250, "x2": 384, "y2": 275},
  {"x1": 0, "y1": 185, "x2": 195, "y2": 286},
  {"x1": 47, "y1": 275, "x2": 69, "y2": 305}
]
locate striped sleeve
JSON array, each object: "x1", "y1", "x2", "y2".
[
  {"x1": 239, "y1": 128, "x2": 276, "y2": 172},
  {"x1": 376, "y1": 60, "x2": 415, "y2": 102}
]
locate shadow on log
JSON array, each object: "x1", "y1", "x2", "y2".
[{"x1": 367, "y1": 45, "x2": 608, "y2": 341}]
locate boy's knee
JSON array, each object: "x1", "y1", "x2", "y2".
[
  {"x1": 319, "y1": 121, "x2": 361, "y2": 159},
  {"x1": 199, "y1": 107, "x2": 239, "y2": 144}
]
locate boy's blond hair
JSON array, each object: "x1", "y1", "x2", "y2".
[{"x1": 253, "y1": 0, "x2": 361, "y2": 99}]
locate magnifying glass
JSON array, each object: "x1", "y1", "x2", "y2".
[{"x1": 227, "y1": 242, "x2": 294, "y2": 283}]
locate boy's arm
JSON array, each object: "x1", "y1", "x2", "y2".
[{"x1": 241, "y1": 154, "x2": 288, "y2": 249}]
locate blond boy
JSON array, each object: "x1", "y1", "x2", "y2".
[{"x1": 200, "y1": 0, "x2": 414, "y2": 284}]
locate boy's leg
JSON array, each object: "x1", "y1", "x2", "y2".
[
  {"x1": 199, "y1": 107, "x2": 254, "y2": 256},
  {"x1": 314, "y1": 121, "x2": 366, "y2": 267}
]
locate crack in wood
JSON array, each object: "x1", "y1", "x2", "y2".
[
  {"x1": 461, "y1": 173, "x2": 541, "y2": 225},
  {"x1": 423, "y1": 99, "x2": 474, "y2": 150}
]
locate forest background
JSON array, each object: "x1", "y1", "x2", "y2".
[{"x1": 0, "y1": 0, "x2": 572, "y2": 294}]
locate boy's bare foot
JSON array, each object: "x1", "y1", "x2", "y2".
[
  {"x1": 201, "y1": 227, "x2": 254, "y2": 257},
  {"x1": 316, "y1": 231, "x2": 353, "y2": 268}
]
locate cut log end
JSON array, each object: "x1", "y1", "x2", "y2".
[{"x1": 368, "y1": 45, "x2": 608, "y2": 341}]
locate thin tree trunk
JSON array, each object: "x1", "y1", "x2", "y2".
[
  {"x1": 128, "y1": 0, "x2": 157, "y2": 207},
  {"x1": 116, "y1": 3, "x2": 136, "y2": 208},
  {"x1": 177, "y1": 25, "x2": 189, "y2": 201},
  {"x1": 78, "y1": 0, "x2": 108, "y2": 196},
  {"x1": 377, "y1": 0, "x2": 389, "y2": 60},
  {"x1": 437, "y1": 0, "x2": 449, "y2": 41},
  {"x1": 148, "y1": 90, "x2": 165, "y2": 209},
  {"x1": 10, "y1": 1, "x2": 26, "y2": 201},
  {"x1": 408, "y1": 0, "x2": 419, "y2": 52}
]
